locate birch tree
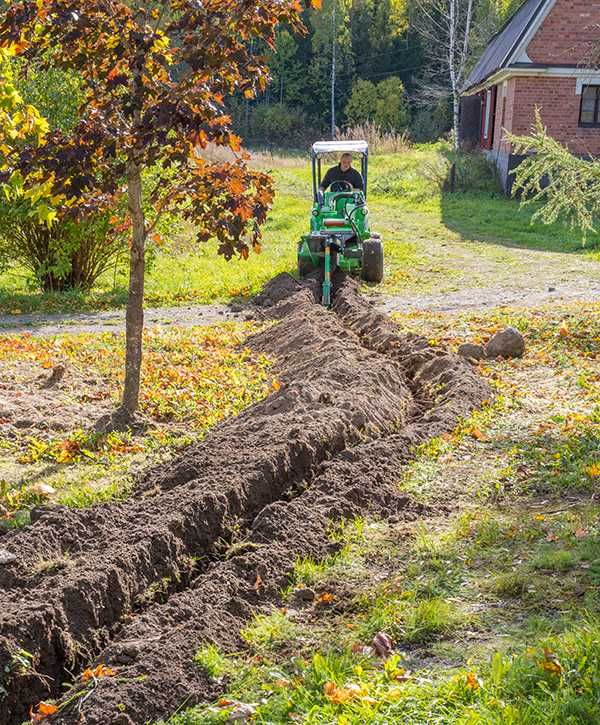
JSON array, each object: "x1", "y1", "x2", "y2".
[{"x1": 411, "y1": 0, "x2": 475, "y2": 149}]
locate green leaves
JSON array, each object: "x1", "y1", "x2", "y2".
[
  {"x1": 0, "y1": 0, "x2": 309, "y2": 255},
  {"x1": 507, "y1": 109, "x2": 600, "y2": 240}
]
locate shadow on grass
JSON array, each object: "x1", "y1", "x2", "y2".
[
  {"x1": 441, "y1": 191, "x2": 600, "y2": 255},
  {"x1": 438, "y1": 150, "x2": 600, "y2": 255},
  {"x1": 0, "y1": 285, "x2": 130, "y2": 317}
]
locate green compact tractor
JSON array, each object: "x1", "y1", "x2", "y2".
[{"x1": 297, "y1": 140, "x2": 383, "y2": 306}]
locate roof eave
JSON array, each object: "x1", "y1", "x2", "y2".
[{"x1": 462, "y1": 0, "x2": 555, "y2": 98}]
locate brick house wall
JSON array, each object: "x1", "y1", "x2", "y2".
[
  {"x1": 489, "y1": 76, "x2": 600, "y2": 156},
  {"x1": 510, "y1": 77, "x2": 600, "y2": 155},
  {"x1": 463, "y1": 0, "x2": 600, "y2": 191},
  {"x1": 527, "y1": 1, "x2": 600, "y2": 65}
]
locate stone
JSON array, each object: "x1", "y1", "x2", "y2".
[
  {"x1": 485, "y1": 327, "x2": 525, "y2": 359},
  {"x1": 0, "y1": 548, "x2": 17, "y2": 565},
  {"x1": 457, "y1": 342, "x2": 485, "y2": 361},
  {"x1": 293, "y1": 587, "x2": 315, "y2": 603}
]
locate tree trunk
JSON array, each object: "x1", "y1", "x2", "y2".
[
  {"x1": 453, "y1": 91, "x2": 460, "y2": 152},
  {"x1": 121, "y1": 159, "x2": 146, "y2": 416}
]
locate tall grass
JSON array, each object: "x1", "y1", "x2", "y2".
[{"x1": 337, "y1": 123, "x2": 411, "y2": 155}]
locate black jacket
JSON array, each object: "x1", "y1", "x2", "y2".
[{"x1": 320, "y1": 163, "x2": 364, "y2": 191}]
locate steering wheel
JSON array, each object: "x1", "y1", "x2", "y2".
[{"x1": 330, "y1": 180, "x2": 353, "y2": 192}]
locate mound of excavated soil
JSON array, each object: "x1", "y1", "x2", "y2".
[{"x1": 0, "y1": 273, "x2": 490, "y2": 724}]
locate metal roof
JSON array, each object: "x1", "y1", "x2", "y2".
[
  {"x1": 463, "y1": 0, "x2": 549, "y2": 92},
  {"x1": 312, "y1": 140, "x2": 368, "y2": 157}
]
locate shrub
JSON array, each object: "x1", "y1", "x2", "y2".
[
  {"x1": 345, "y1": 79, "x2": 379, "y2": 127},
  {"x1": 450, "y1": 152, "x2": 502, "y2": 194},
  {"x1": 410, "y1": 98, "x2": 452, "y2": 143},
  {"x1": 375, "y1": 77, "x2": 410, "y2": 131},
  {"x1": 0, "y1": 62, "x2": 124, "y2": 293},
  {"x1": 0, "y1": 201, "x2": 125, "y2": 292},
  {"x1": 17, "y1": 60, "x2": 84, "y2": 133}
]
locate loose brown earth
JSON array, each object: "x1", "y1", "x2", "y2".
[{"x1": 0, "y1": 274, "x2": 490, "y2": 724}]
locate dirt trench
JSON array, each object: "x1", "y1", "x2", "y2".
[{"x1": 0, "y1": 274, "x2": 490, "y2": 724}]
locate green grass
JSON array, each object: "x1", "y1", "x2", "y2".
[
  {"x1": 194, "y1": 645, "x2": 232, "y2": 680},
  {"x1": 240, "y1": 609, "x2": 300, "y2": 653},
  {"x1": 164, "y1": 501, "x2": 600, "y2": 724},
  {"x1": 3, "y1": 144, "x2": 600, "y2": 315},
  {"x1": 160, "y1": 298, "x2": 600, "y2": 725}
]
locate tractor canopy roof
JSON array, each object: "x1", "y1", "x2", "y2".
[{"x1": 311, "y1": 140, "x2": 368, "y2": 158}]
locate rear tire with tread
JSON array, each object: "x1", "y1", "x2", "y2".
[{"x1": 361, "y1": 238, "x2": 384, "y2": 283}]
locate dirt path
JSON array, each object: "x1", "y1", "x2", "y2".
[
  {"x1": 376, "y1": 279, "x2": 600, "y2": 314},
  {"x1": 0, "y1": 302, "x2": 242, "y2": 336},
  {"x1": 0, "y1": 274, "x2": 490, "y2": 724},
  {"x1": 0, "y1": 279, "x2": 598, "y2": 338}
]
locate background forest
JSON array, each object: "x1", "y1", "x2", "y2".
[{"x1": 234, "y1": 0, "x2": 527, "y2": 146}]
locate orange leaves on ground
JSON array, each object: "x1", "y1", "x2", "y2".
[
  {"x1": 81, "y1": 664, "x2": 116, "y2": 682},
  {"x1": 465, "y1": 672, "x2": 481, "y2": 690},
  {"x1": 558, "y1": 324, "x2": 570, "y2": 338},
  {"x1": 468, "y1": 426, "x2": 486, "y2": 442},
  {"x1": 271, "y1": 379, "x2": 281, "y2": 392},
  {"x1": 539, "y1": 649, "x2": 563, "y2": 676},
  {"x1": 461, "y1": 424, "x2": 487, "y2": 442},
  {"x1": 323, "y1": 681, "x2": 368, "y2": 705},
  {"x1": 253, "y1": 573, "x2": 264, "y2": 592},
  {"x1": 30, "y1": 702, "x2": 58, "y2": 722},
  {"x1": 315, "y1": 591, "x2": 335, "y2": 605}
]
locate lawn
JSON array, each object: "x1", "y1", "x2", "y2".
[
  {"x1": 1, "y1": 143, "x2": 599, "y2": 315},
  {"x1": 162, "y1": 300, "x2": 600, "y2": 725},
  {"x1": 2, "y1": 146, "x2": 600, "y2": 724}
]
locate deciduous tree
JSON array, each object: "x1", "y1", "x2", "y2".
[
  {"x1": 411, "y1": 0, "x2": 475, "y2": 149},
  {"x1": 0, "y1": 0, "x2": 318, "y2": 424}
]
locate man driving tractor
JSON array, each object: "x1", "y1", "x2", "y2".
[{"x1": 319, "y1": 152, "x2": 364, "y2": 192}]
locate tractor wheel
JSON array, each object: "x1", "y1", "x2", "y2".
[{"x1": 361, "y1": 238, "x2": 384, "y2": 283}]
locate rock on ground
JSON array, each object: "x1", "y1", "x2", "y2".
[
  {"x1": 458, "y1": 343, "x2": 485, "y2": 361},
  {"x1": 485, "y1": 327, "x2": 525, "y2": 359}
]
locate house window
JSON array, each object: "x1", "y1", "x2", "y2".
[{"x1": 579, "y1": 85, "x2": 600, "y2": 127}]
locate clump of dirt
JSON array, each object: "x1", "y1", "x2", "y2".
[{"x1": 0, "y1": 273, "x2": 491, "y2": 724}]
